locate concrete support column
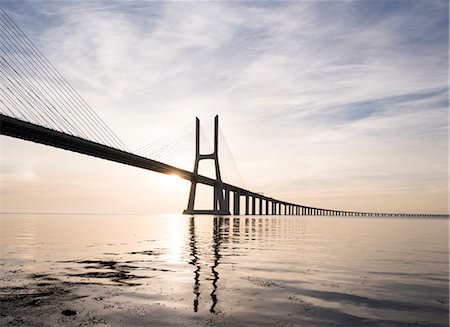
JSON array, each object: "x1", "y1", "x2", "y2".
[
  {"x1": 233, "y1": 191, "x2": 240, "y2": 215},
  {"x1": 224, "y1": 187, "x2": 230, "y2": 213},
  {"x1": 251, "y1": 196, "x2": 256, "y2": 215},
  {"x1": 265, "y1": 199, "x2": 269, "y2": 215},
  {"x1": 258, "y1": 198, "x2": 262, "y2": 215},
  {"x1": 213, "y1": 187, "x2": 218, "y2": 211},
  {"x1": 245, "y1": 194, "x2": 249, "y2": 215}
]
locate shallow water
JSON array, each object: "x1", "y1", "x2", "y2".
[{"x1": 0, "y1": 214, "x2": 448, "y2": 326}]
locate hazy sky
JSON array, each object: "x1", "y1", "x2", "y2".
[{"x1": 0, "y1": 0, "x2": 448, "y2": 214}]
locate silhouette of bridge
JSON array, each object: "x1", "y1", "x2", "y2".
[
  {"x1": 0, "y1": 114, "x2": 438, "y2": 217},
  {"x1": 0, "y1": 8, "x2": 443, "y2": 217}
]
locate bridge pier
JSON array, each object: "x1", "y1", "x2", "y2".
[
  {"x1": 233, "y1": 191, "x2": 240, "y2": 215},
  {"x1": 252, "y1": 196, "x2": 256, "y2": 215},
  {"x1": 224, "y1": 187, "x2": 230, "y2": 213},
  {"x1": 245, "y1": 194, "x2": 249, "y2": 215}
]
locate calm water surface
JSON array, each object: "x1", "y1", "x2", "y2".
[{"x1": 0, "y1": 214, "x2": 448, "y2": 326}]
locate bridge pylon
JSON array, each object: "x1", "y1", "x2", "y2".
[{"x1": 183, "y1": 115, "x2": 230, "y2": 215}]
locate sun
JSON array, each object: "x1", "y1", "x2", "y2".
[{"x1": 164, "y1": 173, "x2": 189, "y2": 190}]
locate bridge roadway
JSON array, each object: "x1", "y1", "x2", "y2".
[{"x1": 0, "y1": 114, "x2": 444, "y2": 217}]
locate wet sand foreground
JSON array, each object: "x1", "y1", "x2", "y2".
[{"x1": 1, "y1": 214, "x2": 449, "y2": 326}]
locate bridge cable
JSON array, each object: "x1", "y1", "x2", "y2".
[
  {"x1": 0, "y1": 8, "x2": 126, "y2": 149},
  {"x1": 135, "y1": 124, "x2": 195, "y2": 170},
  {"x1": 0, "y1": 12, "x2": 112, "y2": 146},
  {"x1": 0, "y1": 63, "x2": 62, "y2": 129},
  {"x1": 0, "y1": 8, "x2": 128, "y2": 150},
  {"x1": 0, "y1": 48, "x2": 80, "y2": 134},
  {"x1": 0, "y1": 15, "x2": 96, "y2": 140},
  {"x1": 218, "y1": 127, "x2": 247, "y2": 188}
]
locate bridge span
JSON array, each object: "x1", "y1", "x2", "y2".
[{"x1": 1, "y1": 114, "x2": 442, "y2": 217}]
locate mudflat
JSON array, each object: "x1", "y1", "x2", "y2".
[{"x1": 1, "y1": 214, "x2": 448, "y2": 326}]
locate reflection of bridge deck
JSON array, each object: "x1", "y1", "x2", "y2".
[{"x1": 1, "y1": 114, "x2": 445, "y2": 217}]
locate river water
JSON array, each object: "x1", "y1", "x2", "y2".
[{"x1": 0, "y1": 214, "x2": 448, "y2": 326}]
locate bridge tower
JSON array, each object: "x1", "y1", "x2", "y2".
[{"x1": 183, "y1": 115, "x2": 230, "y2": 215}]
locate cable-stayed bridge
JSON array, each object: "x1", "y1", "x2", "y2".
[{"x1": 0, "y1": 8, "x2": 442, "y2": 217}]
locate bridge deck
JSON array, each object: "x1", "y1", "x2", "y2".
[{"x1": 1, "y1": 115, "x2": 445, "y2": 217}]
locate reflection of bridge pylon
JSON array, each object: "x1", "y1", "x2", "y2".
[
  {"x1": 188, "y1": 216, "x2": 222, "y2": 313},
  {"x1": 183, "y1": 115, "x2": 230, "y2": 215}
]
